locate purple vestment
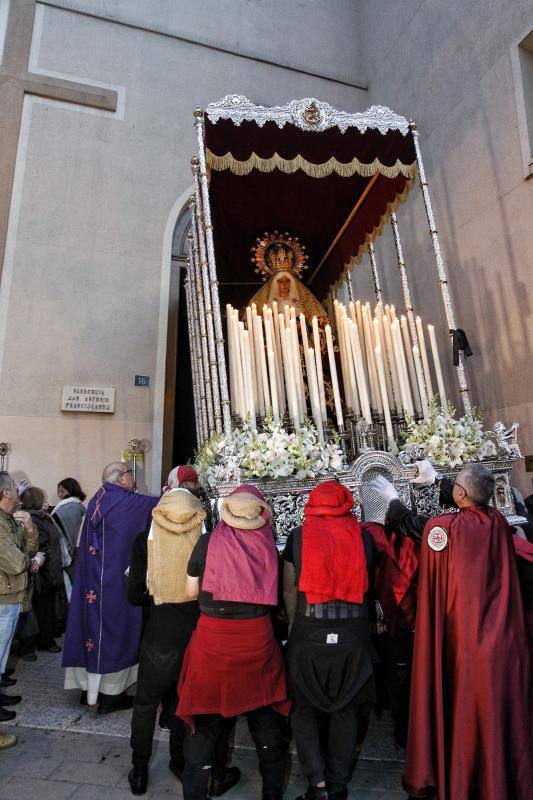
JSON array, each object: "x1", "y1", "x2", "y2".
[{"x1": 62, "y1": 483, "x2": 157, "y2": 674}]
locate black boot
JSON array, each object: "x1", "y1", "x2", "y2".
[
  {"x1": 128, "y1": 767, "x2": 148, "y2": 795},
  {"x1": 0, "y1": 676, "x2": 17, "y2": 688},
  {"x1": 328, "y1": 791, "x2": 348, "y2": 800},
  {"x1": 0, "y1": 693, "x2": 21, "y2": 706},
  {"x1": 0, "y1": 706, "x2": 16, "y2": 722},
  {"x1": 98, "y1": 692, "x2": 134, "y2": 714},
  {"x1": 209, "y1": 766, "x2": 241, "y2": 797}
]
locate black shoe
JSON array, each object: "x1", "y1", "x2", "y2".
[
  {"x1": 0, "y1": 693, "x2": 21, "y2": 706},
  {"x1": 80, "y1": 691, "x2": 88, "y2": 706},
  {"x1": 4, "y1": 668, "x2": 15, "y2": 677},
  {"x1": 98, "y1": 694, "x2": 134, "y2": 714},
  {"x1": 38, "y1": 644, "x2": 61, "y2": 653},
  {"x1": 21, "y1": 653, "x2": 37, "y2": 662},
  {"x1": 295, "y1": 789, "x2": 328, "y2": 800},
  {"x1": 210, "y1": 767, "x2": 241, "y2": 797},
  {"x1": 1, "y1": 676, "x2": 17, "y2": 688},
  {"x1": 0, "y1": 706, "x2": 16, "y2": 722},
  {"x1": 168, "y1": 760, "x2": 183, "y2": 781},
  {"x1": 328, "y1": 791, "x2": 348, "y2": 800},
  {"x1": 128, "y1": 767, "x2": 148, "y2": 795}
]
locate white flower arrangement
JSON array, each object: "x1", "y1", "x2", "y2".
[
  {"x1": 196, "y1": 415, "x2": 344, "y2": 487},
  {"x1": 400, "y1": 399, "x2": 497, "y2": 468}
]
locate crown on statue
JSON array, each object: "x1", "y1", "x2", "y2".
[{"x1": 251, "y1": 231, "x2": 309, "y2": 281}]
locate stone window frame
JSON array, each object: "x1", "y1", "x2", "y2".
[{"x1": 511, "y1": 27, "x2": 533, "y2": 179}]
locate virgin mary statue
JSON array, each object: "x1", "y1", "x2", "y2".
[{"x1": 247, "y1": 232, "x2": 329, "y2": 327}]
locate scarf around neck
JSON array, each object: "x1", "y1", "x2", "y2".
[
  {"x1": 202, "y1": 484, "x2": 278, "y2": 605},
  {"x1": 300, "y1": 480, "x2": 368, "y2": 605}
]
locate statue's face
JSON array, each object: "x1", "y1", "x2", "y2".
[{"x1": 276, "y1": 274, "x2": 291, "y2": 297}]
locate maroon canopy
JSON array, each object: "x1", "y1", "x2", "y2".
[{"x1": 203, "y1": 98, "x2": 417, "y2": 306}]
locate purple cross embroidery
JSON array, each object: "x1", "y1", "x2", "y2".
[{"x1": 86, "y1": 590, "x2": 96, "y2": 603}]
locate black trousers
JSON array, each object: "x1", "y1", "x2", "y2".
[
  {"x1": 182, "y1": 707, "x2": 287, "y2": 800},
  {"x1": 34, "y1": 589, "x2": 58, "y2": 649},
  {"x1": 291, "y1": 684, "x2": 360, "y2": 793},
  {"x1": 374, "y1": 633, "x2": 413, "y2": 748},
  {"x1": 130, "y1": 644, "x2": 187, "y2": 770}
]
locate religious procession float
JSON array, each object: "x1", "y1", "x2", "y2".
[{"x1": 184, "y1": 95, "x2": 523, "y2": 538}]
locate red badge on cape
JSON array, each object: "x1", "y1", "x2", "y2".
[{"x1": 428, "y1": 526, "x2": 448, "y2": 552}]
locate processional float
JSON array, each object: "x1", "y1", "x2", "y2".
[{"x1": 185, "y1": 95, "x2": 523, "y2": 537}]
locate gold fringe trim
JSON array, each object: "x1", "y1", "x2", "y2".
[
  {"x1": 206, "y1": 149, "x2": 418, "y2": 180},
  {"x1": 330, "y1": 177, "x2": 415, "y2": 294}
]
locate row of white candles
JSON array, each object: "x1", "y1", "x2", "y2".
[{"x1": 225, "y1": 298, "x2": 448, "y2": 445}]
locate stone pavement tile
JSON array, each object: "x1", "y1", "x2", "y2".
[
  {"x1": 1, "y1": 755, "x2": 63, "y2": 779},
  {"x1": 385, "y1": 768, "x2": 406, "y2": 791},
  {"x1": 49, "y1": 759, "x2": 129, "y2": 787},
  {"x1": 71, "y1": 788, "x2": 142, "y2": 800},
  {"x1": 0, "y1": 777, "x2": 79, "y2": 800},
  {"x1": 4, "y1": 725, "x2": 116, "y2": 762},
  {"x1": 349, "y1": 792, "x2": 407, "y2": 800},
  {"x1": 351, "y1": 766, "x2": 388, "y2": 790}
]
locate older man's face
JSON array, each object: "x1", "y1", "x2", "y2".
[{"x1": 1, "y1": 481, "x2": 19, "y2": 513}]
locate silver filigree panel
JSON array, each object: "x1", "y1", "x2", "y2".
[{"x1": 205, "y1": 95, "x2": 410, "y2": 135}]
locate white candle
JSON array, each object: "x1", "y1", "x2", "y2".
[
  {"x1": 413, "y1": 345, "x2": 429, "y2": 417},
  {"x1": 242, "y1": 329, "x2": 256, "y2": 427},
  {"x1": 375, "y1": 345, "x2": 394, "y2": 447},
  {"x1": 391, "y1": 320, "x2": 413, "y2": 419},
  {"x1": 416, "y1": 316, "x2": 434, "y2": 398},
  {"x1": 226, "y1": 305, "x2": 237, "y2": 414},
  {"x1": 290, "y1": 318, "x2": 306, "y2": 419},
  {"x1": 348, "y1": 319, "x2": 372, "y2": 424},
  {"x1": 267, "y1": 350, "x2": 279, "y2": 421},
  {"x1": 285, "y1": 327, "x2": 300, "y2": 428},
  {"x1": 342, "y1": 313, "x2": 360, "y2": 415},
  {"x1": 325, "y1": 324, "x2": 344, "y2": 429},
  {"x1": 354, "y1": 300, "x2": 368, "y2": 387},
  {"x1": 232, "y1": 313, "x2": 245, "y2": 418},
  {"x1": 362, "y1": 305, "x2": 381, "y2": 413},
  {"x1": 254, "y1": 315, "x2": 271, "y2": 414},
  {"x1": 252, "y1": 310, "x2": 265, "y2": 417},
  {"x1": 299, "y1": 313, "x2": 309, "y2": 351},
  {"x1": 312, "y1": 317, "x2": 327, "y2": 421},
  {"x1": 401, "y1": 316, "x2": 421, "y2": 413},
  {"x1": 334, "y1": 302, "x2": 353, "y2": 411},
  {"x1": 382, "y1": 314, "x2": 402, "y2": 412},
  {"x1": 305, "y1": 347, "x2": 324, "y2": 441},
  {"x1": 245, "y1": 306, "x2": 259, "y2": 407},
  {"x1": 428, "y1": 324, "x2": 447, "y2": 408},
  {"x1": 374, "y1": 313, "x2": 394, "y2": 407}
]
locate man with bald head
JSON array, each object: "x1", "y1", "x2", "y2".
[
  {"x1": 63, "y1": 462, "x2": 157, "y2": 713},
  {"x1": 374, "y1": 462, "x2": 531, "y2": 800}
]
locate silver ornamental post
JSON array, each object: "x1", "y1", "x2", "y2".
[
  {"x1": 367, "y1": 242, "x2": 383, "y2": 303},
  {"x1": 193, "y1": 108, "x2": 232, "y2": 434},
  {"x1": 410, "y1": 122, "x2": 471, "y2": 413},
  {"x1": 389, "y1": 211, "x2": 428, "y2": 409},
  {"x1": 187, "y1": 221, "x2": 215, "y2": 435},
  {"x1": 191, "y1": 162, "x2": 222, "y2": 433},
  {"x1": 184, "y1": 268, "x2": 204, "y2": 446}
]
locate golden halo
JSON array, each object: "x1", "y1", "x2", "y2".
[{"x1": 251, "y1": 231, "x2": 309, "y2": 281}]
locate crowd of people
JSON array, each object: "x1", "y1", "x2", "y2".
[{"x1": 0, "y1": 459, "x2": 531, "y2": 800}]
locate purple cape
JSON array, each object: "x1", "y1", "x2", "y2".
[{"x1": 62, "y1": 483, "x2": 157, "y2": 674}]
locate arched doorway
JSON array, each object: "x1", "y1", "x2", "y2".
[{"x1": 161, "y1": 204, "x2": 195, "y2": 476}]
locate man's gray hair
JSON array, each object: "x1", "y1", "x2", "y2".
[
  {"x1": 0, "y1": 471, "x2": 14, "y2": 497},
  {"x1": 457, "y1": 463, "x2": 495, "y2": 505},
  {"x1": 102, "y1": 462, "x2": 126, "y2": 484}
]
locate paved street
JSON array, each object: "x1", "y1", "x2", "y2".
[{"x1": 0, "y1": 646, "x2": 408, "y2": 799}]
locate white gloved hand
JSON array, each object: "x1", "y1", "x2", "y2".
[
  {"x1": 372, "y1": 475, "x2": 399, "y2": 505},
  {"x1": 411, "y1": 459, "x2": 437, "y2": 484}
]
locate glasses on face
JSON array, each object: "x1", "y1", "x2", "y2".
[
  {"x1": 453, "y1": 479, "x2": 467, "y2": 495},
  {"x1": 119, "y1": 469, "x2": 133, "y2": 477}
]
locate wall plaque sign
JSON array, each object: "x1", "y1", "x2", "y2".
[{"x1": 61, "y1": 386, "x2": 115, "y2": 413}]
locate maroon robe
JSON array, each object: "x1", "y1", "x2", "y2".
[{"x1": 403, "y1": 505, "x2": 532, "y2": 800}]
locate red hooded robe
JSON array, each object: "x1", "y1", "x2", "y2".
[{"x1": 403, "y1": 505, "x2": 532, "y2": 800}]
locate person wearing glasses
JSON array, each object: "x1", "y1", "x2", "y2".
[
  {"x1": 63, "y1": 462, "x2": 157, "y2": 714},
  {"x1": 373, "y1": 462, "x2": 532, "y2": 800}
]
